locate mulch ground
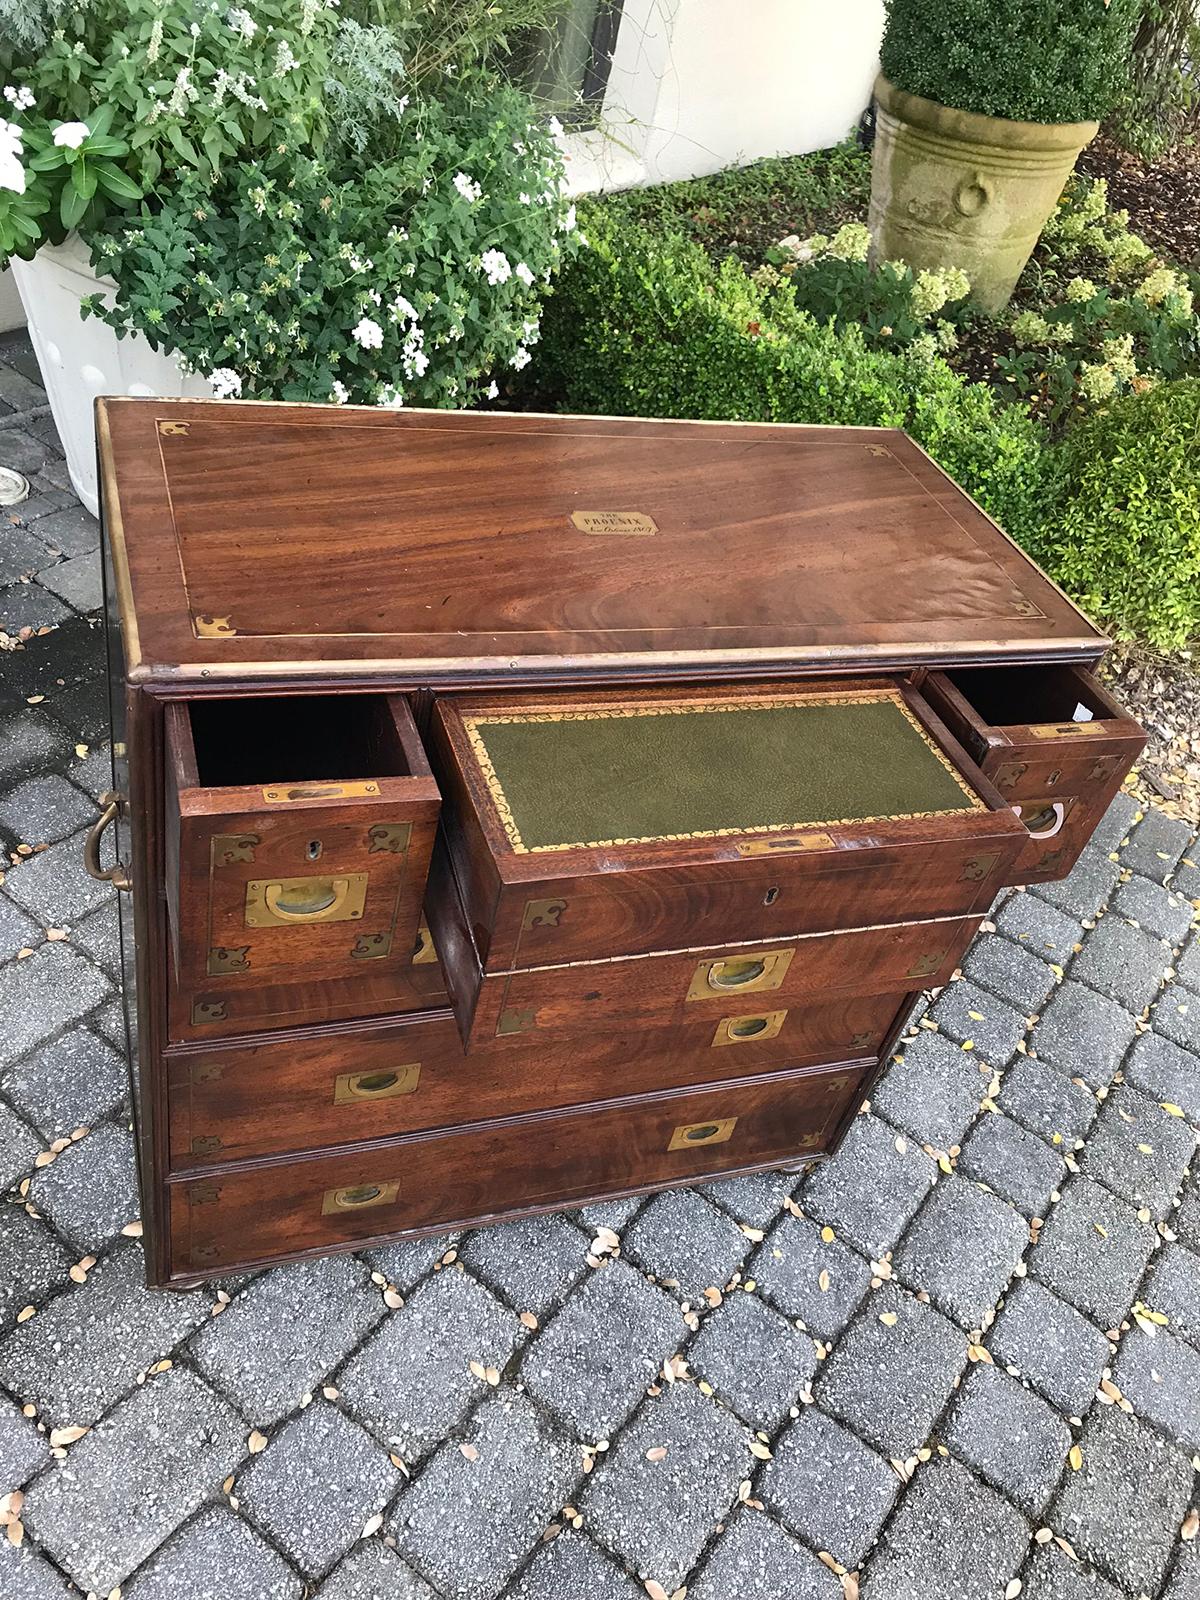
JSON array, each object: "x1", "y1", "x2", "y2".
[{"x1": 1078, "y1": 134, "x2": 1200, "y2": 268}]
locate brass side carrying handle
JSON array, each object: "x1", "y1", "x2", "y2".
[
  {"x1": 264, "y1": 877, "x2": 349, "y2": 921},
  {"x1": 83, "y1": 791, "x2": 131, "y2": 891}
]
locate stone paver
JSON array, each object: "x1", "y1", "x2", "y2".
[
  {"x1": 1029, "y1": 1175, "x2": 1158, "y2": 1329},
  {"x1": 21, "y1": 1368, "x2": 244, "y2": 1594},
  {"x1": 942, "y1": 1363, "x2": 1071, "y2": 1514},
  {"x1": 192, "y1": 1254, "x2": 383, "y2": 1426},
  {"x1": 521, "y1": 1259, "x2": 681, "y2": 1440},
  {"x1": 861, "y1": 1454, "x2": 1028, "y2": 1600},
  {"x1": 2, "y1": 357, "x2": 1199, "y2": 1600},
  {"x1": 688, "y1": 1507, "x2": 842, "y2": 1600},
  {"x1": 760, "y1": 1406, "x2": 899, "y2": 1568},
  {"x1": 391, "y1": 1392, "x2": 577, "y2": 1600},
  {"x1": 337, "y1": 1266, "x2": 524, "y2": 1460},
  {"x1": 1053, "y1": 1404, "x2": 1193, "y2": 1593},
  {"x1": 581, "y1": 1382, "x2": 750, "y2": 1592},
  {"x1": 987, "y1": 1278, "x2": 1112, "y2": 1418},
  {"x1": 688, "y1": 1287, "x2": 818, "y2": 1428},
  {"x1": 125, "y1": 1506, "x2": 303, "y2": 1600},
  {"x1": 815, "y1": 1284, "x2": 967, "y2": 1457},
  {"x1": 237, "y1": 1401, "x2": 400, "y2": 1578}
]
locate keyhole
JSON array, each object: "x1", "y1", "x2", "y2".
[
  {"x1": 307, "y1": 839, "x2": 322, "y2": 860},
  {"x1": 763, "y1": 886, "x2": 780, "y2": 906}
]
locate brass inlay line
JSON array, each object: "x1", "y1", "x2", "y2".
[{"x1": 462, "y1": 689, "x2": 984, "y2": 854}]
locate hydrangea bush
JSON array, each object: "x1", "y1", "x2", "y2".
[{"x1": 0, "y1": 0, "x2": 577, "y2": 406}]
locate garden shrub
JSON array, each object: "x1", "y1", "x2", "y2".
[
  {"x1": 537, "y1": 218, "x2": 1050, "y2": 548},
  {"x1": 1036, "y1": 379, "x2": 1200, "y2": 650},
  {"x1": 878, "y1": 0, "x2": 1139, "y2": 124}
]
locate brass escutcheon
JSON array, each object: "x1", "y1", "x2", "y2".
[
  {"x1": 333, "y1": 1064, "x2": 421, "y2": 1103},
  {"x1": 711, "y1": 1010, "x2": 787, "y2": 1047},
  {"x1": 668, "y1": 1117, "x2": 738, "y2": 1151},
  {"x1": 686, "y1": 948, "x2": 794, "y2": 1002},
  {"x1": 321, "y1": 1180, "x2": 400, "y2": 1214},
  {"x1": 244, "y1": 873, "x2": 367, "y2": 927}
]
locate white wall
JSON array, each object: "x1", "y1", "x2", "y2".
[{"x1": 564, "y1": 0, "x2": 885, "y2": 194}]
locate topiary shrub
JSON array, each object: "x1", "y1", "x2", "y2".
[
  {"x1": 536, "y1": 217, "x2": 1051, "y2": 550},
  {"x1": 1035, "y1": 379, "x2": 1200, "y2": 649},
  {"x1": 878, "y1": 0, "x2": 1139, "y2": 124}
]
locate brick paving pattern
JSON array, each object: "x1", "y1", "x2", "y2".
[{"x1": 1, "y1": 328, "x2": 1199, "y2": 1598}]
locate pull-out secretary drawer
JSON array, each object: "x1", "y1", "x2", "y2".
[
  {"x1": 166, "y1": 1064, "x2": 873, "y2": 1278},
  {"x1": 165, "y1": 694, "x2": 441, "y2": 1037},
  {"x1": 165, "y1": 991, "x2": 909, "y2": 1167},
  {"x1": 923, "y1": 665, "x2": 1145, "y2": 880}
]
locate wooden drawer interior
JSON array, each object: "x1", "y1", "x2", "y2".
[
  {"x1": 166, "y1": 1064, "x2": 872, "y2": 1277},
  {"x1": 164, "y1": 693, "x2": 441, "y2": 1036}
]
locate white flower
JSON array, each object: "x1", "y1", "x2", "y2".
[
  {"x1": 146, "y1": 17, "x2": 163, "y2": 61},
  {"x1": 548, "y1": 115, "x2": 565, "y2": 141},
  {"x1": 485, "y1": 381, "x2": 499, "y2": 399},
  {"x1": 168, "y1": 68, "x2": 198, "y2": 115},
  {"x1": 209, "y1": 367, "x2": 242, "y2": 399},
  {"x1": 522, "y1": 318, "x2": 540, "y2": 345},
  {"x1": 330, "y1": 380, "x2": 349, "y2": 404},
  {"x1": 518, "y1": 192, "x2": 531, "y2": 205},
  {"x1": 52, "y1": 121, "x2": 90, "y2": 149},
  {"x1": 227, "y1": 6, "x2": 257, "y2": 39},
  {"x1": 514, "y1": 262, "x2": 534, "y2": 287},
  {"x1": 511, "y1": 346, "x2": 531, "y2": 371},
  {"x1": 390, "y1": 294, "x2": 418, "y2": 324},
  {"x1": 453, "y1": 171, "x2": 481, "y2": 203},
  {"x1": 273, "y1": 39, "x2": 298, "y2": 75},
  {"x1": 3, "y1": 86, "x2": 35, "y2": 112},
  {"x1": 561, "y1": 203, "x2": 577, "y2": 233},
  {"x1": 189, "y1": 21, "x2": 200, "y2": 37},
  {"x1": 352, "y1": 316, "x2": 383, "y2": 351},
  {"x1": 0, "y1": 119, "x2": 25, "y2": 194},
  {"x1": 480, "y1": 249, "x2": 511, "y2": 287}
]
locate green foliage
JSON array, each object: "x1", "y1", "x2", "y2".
[
  {"x1": 1037, "y1": 379, "x2": 1200, "y2": 649},
  {"x1": 1108, "y1": 0, "x2": 1200, "y2": 158},
  {"x1": 879, "y1": 0, "x2": 1140, "y2": 123},
  {"x1": 993, "y1": 176, "x2": 1200, "y2": 424},
  {"x1": 583, "y1": 142, "x2": 872, "y2": 263},
  {"x1": 83, "y1": 88, "x2": 577, "y2": 406},
  {"x1": 536, "y1": 219, "x2": 1050, "y2": 548}
]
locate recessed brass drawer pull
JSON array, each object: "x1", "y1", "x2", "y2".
[
  {"x1": 244, "y1": 873, "x2": 368, "y2": 926},
  {"x1": 711, "y1": 1010, "x2": 787, "y2": 1047},
  {"x1": 686, "y1": 948, "x2": 794, "y2": 1001},
  {"x1": 321, "y1": 1180, "x2": 400, "y2": 1214},
  {"x1": 333, "y1": 1065, "x2": 421, "y2": 1103},
  {"x1": 1013, "y1": 800, "x2": 1069, "y2": 839},
  {"x1": 668, "y1": 1117, "x2": 738, "y2": 1150}
]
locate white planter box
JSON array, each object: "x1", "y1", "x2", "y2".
[{"x1": 11, "y1": 236, "x2": 208, "y2": 517}]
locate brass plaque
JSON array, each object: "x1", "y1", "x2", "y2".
[
  {"x1": 334, "y1": 1064, "x2": 421, "y2": 1104},
  {"x1": 686, "y1": 948, "x2": 795, "y2": 1002},
  {"x1": 711, "y1": 1010, "x2": 788, "y2": 1047},
  {"x1": 669, "y1": 1117, "x2": 738, "y2": 1151},
  {"x1": 244, "y1": 873, "x2": 367, "y2": 927},
  {"x1": 262, "y1": 781, "x2": 380, "y2": 803},
  {"x1": 1029, "y1": 722, "x2": 1096, "y2": 739},
  {"x1": 321, "y1": 1180, "x2": 400, "y2": 1214},
  {"x1": 735, "y1": 831, "x2": 835, "y2": 857},
  {"x1": 569, "y1": 510, "x2": 658, "y2": 536}
]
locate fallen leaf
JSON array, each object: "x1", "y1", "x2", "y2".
[
  {"x1": 646, "y1": 1447, "x2": 668, "y2": 1462},
  {"x1": 460, "y1": 1444, "x2": 479, "y2": 1461},
  {"x1": 247, "y1": 1430, "x2": 268, "y2": 1453},
  {"x1": 1069, "y1": 1444, "x2": 1083, "y2": 1471},
  {"x1": 48, "y1": 1426, "x2": 88, "y2": 1448},
  {"x1": 1181, "y1": 1509, "x2": 1199, "y2": 1541}
]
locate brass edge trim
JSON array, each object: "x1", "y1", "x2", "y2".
[
  {"x1": 462, "y1": 688, "x2": 985, "y2": 854},
  {"x1": 96, "y1": 403, "x2": 143, "y2": 672}
]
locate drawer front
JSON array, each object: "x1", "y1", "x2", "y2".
[
  {"x1": 458, "y1": 916, "x2": 980, "y2": 1049},
  {"x1": 166, "y1": 695, "x2": 441, "y2": 1036},
  {"x1": 923, "y1": 668, "x2": 1145, "y2": 884},
  {"x1": 166, "y1": 1066, "x2": 871, "y2": 1277},
  {"x1": 430, "y1": 677, "x2": 1027, "y2": 974},
  {"x1": 165, "y1": 992, "x2": 907, "y2": 1167}
]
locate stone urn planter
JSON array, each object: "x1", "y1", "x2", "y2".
[
  {"x1": 868, "y1": 73, "x2": 1098, "y2": 314},
  {"x1": 10, "y1": 236, "x2": 206, "y2": 517}
]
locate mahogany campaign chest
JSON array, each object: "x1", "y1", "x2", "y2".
[{"x1": 92, "y1": 399, "x2": 1145, "y2": 1285}]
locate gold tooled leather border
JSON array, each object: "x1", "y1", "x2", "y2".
[{"x1": 462, "y1": 688, "x2": 985, "y2": 854}]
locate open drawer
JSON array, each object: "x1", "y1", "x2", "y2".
[
  {"x1": 165, "y1": 693, "x2": 440, "y2": 1037},
  {"x1": 426, "y1": 676, "x2": 1028, "y2": 981},
  {"x1": 922, "y1": 665, "x2": 1145, "y2": 881}
]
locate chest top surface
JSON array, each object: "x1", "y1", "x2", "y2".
[{"x1": 98, "y1": 398, "x2": 1104, "y2": 686}]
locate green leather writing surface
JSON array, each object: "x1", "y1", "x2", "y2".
[{"x1": 464, "y1": 691, "x2": 983, "y2": 853}]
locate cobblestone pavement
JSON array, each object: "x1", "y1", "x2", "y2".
[{"x1": 2, "y1": 329, "x2": 1200, "y2": 1600}]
